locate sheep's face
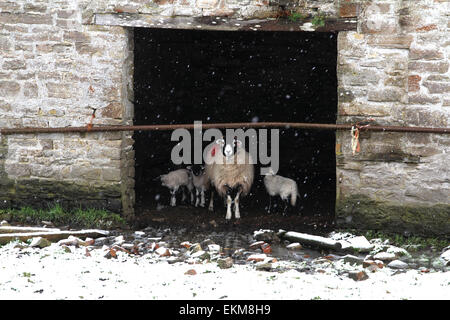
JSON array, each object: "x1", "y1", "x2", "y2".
[{"x1": 216, "y1": 138, "x2": 242, "y2": 159}]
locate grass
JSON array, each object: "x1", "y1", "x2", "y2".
[
  {"x1": 311, "y1": 14, "x2": 326, "y2": 27},
  {"x1": 338, "y1": 228, "x2": 449, "y2": 252},
  {"x1": 0, "y1": 204, "x2": 127, "y2": 229},
  {"x1": 287, "y1": 12, "x2": 305, "y2": 22}
]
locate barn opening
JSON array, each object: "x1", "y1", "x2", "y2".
[{"x1": 133, "y1": 28, "x2": 337, "y2": 230}]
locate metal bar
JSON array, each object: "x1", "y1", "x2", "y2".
[{"x1": 0, "y1": 122, "x2": 449, "y2": 135}]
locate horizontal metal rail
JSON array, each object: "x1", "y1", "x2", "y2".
[{"x1": 0, "y1": 122, "x2": 449, "y2": 135}]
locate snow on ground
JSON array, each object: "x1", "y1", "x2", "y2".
[{"x1": 0, "y1": 242, "x2": 448, "y2": 300}]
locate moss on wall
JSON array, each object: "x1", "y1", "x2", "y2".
[{"x1": 336, "y1": 194, "x2": 450, "y2": 238}]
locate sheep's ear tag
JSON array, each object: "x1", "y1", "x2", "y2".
[{"x1": 211, "y1": 147, "x2": 216, "y2": 157}]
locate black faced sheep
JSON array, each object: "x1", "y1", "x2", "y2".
[{"x1": 205, "y1": 137, "x2": 254, "y2": 220}]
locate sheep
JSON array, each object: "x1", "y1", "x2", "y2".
[
  {"x1": 263, "y1": 168, "x2": 299, "y2": 215},
  {"x1": 186, "y1": 165, "x2": 210, "y2": 207},
  {"x1": 158, "y1": 168, "x2": 194, "y2": 207},
  {"x1": 205, "y1": 137, "x2": 254, "y2": 220}
]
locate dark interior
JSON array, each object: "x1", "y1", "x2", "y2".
[{"x1": 133, "y1": 28, "x2": 337, "y2": 223}]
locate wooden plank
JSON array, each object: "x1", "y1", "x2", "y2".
[
  {"x1": 281, "y1": 231, "x2": 342, "y2": 250},
  {"x1": 0, "y1": 226, "x2": 61, "y2": 234},
  {"x1": 0, "y1": 229, "x2": 110, "y2": 245}
]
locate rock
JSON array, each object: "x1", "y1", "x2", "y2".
[
  {"x1": 0, "y1": 220, "x2": 9, "y2": 226},
  {"x1": 253, "y1": 229, "x2": 280, "y2": 243},
  {"x1": 41, "y1": 221, "x2": 54, "y2": 227},
  {"x1": 30, "y1": 237, "x2": 51, "y2": 248},
  {"x1": 189, "y1": 243, "x2": 202, "y2": 254},
  {"x1": 134, "y1": 231, "x2": 145, "y2": 238},
  {"x1": 61, "y1": 245, "x2": 71, "y2": 253},
  {"x1": 201, "y1": 239, "x2": 214, "y2": 247},
  {"x1": 373, "y1": 252, "x2": 397, "y2": 261},
  {"x1": 104, "y1": 248, "x2": 117, "y2": 259},
  {"x1": 167, "y1": 257, "x2": 184, "y2": 264},
  {"x1": 232, "y1": 248, "x2": 245, "y2": 258},
  {"x1": 387, "y1": 260, "x2": 409, "y2": 269},
  {"x1": 439, "y1": 249, "x2": 450, "y2": 266},
  {"x1": 386, "y1": 246, "x2": 411, "y2": 258},
  {"x1": 207, "y1": 244, "x2": 220, "y2": 252},
  {"x1": 431, "y1": 258, "x2": 445, "y2": 269},
  {"x1": 191, "y1": 250, "x2": 210, "y2": 260},
  {"x1": 255, "y1": 263, "x2": 273, "y2": 271},
  {"x1": 121, "y1": 243, "x2": 135, "y2": 250},
  {"x1": 14, "y1": 243, "x2": 28, "y2": 249},
  {"x1": 155, "y1": 247, "x2": 171, "y2": 257},
  {"x1": 58, "y1": 236, "x2": 80, "y2": 247},
  {"x1": 217, "y1": 257, "x2": 233, "y2": 269},
  {"x1": 180, "y1": 241, "x2": 192, "y2": 249},
  {"x1": 209, "y1": 220, "x2": 218, "y2": 228},
  {"x1": 343, "y1": 236, "x2": 374, "y2": 253},
  {"x1": 261, "y1": 243, "x2": 272, "y2": 254},
  {"x1": 185, "y1": 269, "x2": 197, "y2": 276},
  {"x1": 246, "y1": 253, "x2": 267, "y2": 262},
  {"x1": 113, "y1": 235, "x2": 125, "y2": 246},
  {"x1": 94, "y1": 237, "x2": 109, "y2": 246},
  {"x1": 343, "y1": 254, "x2": 364, "y2": 265},
  {"x1": 366, "y1": 264, "x2": 379, "y2": 273},
  {"x1": 249, "y1": 241, "x2": 265, "y2": 250},
  {"x1": 81, "y1": 237, "x2": 95, "y2": 246},
  {"x1": 286, "y1": 242, "x2": 302, "y2": 250},
  {"x1": 348, "y1": 270, "x2": 369, "y2": 281}
]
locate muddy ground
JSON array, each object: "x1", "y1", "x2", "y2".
[{"x1": 133, "y1": 204, "x2": 334, "y2": 235}]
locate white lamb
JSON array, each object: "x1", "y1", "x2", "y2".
[
  {"x1": 186, "y1": 165, "x2": 210, "y2": 207},
  {"x1": 264, "y1": 168, "x2": 299, "y2": 215},
  {"x1": 159, "y1": 168, "x2": 194, "y2": 207},
  {"x1": 205, "y1": 137, "x2": 254, "y2": 220}
]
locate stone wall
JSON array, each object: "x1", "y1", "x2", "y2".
[
  {"x1": 0, "y1": 0, "x2": 449, "y2": 234},
  {"x1": 0, "y1": 0, "x2": 134, "y2": 217},
  {"x1": 335, "y1": 0, "x2": 450, "y2": 236}
]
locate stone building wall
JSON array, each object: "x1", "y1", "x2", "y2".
[
  {"x1": 0, "y1": 0, "x2": 449, "y2": 234},
  {"x1": 0, "y1": 0, "x2": 134, "y2": 217},
  {"x1": 335, "y1": 0, "x2": 450, "y2": 236}
]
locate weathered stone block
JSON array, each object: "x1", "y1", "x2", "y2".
[
  {"x1": 0, "y1": 13, "x2": 52, "y2": 25},
  {"x1": 408, "y1": 61, "x2": 449, "y2": 74},
  {"x1": 408, "y1": 75, "x2": 421, "y2": 92},
  {"x1": 408, "y1": 93, "x2": 441, "y2": 105},
  {"x1": 423, "y1": 75, "x2": 450, "y2": 94},
  {"x1": 46, "y1": 82, "x2": 74, "y2": 99},
  {"x1": 339, "y1": 2, "x2": 360, "y2": 18},
  {"x1": 23, "y1": 82, "x2": 38, "y2": 98},
  {"x1": 410, "y1": 45, "x2": 443, "y2": 60},
  {"x1": 368, "y1": 87, "x2": 403, "y2": 102},
  {"x1": 366, "y1": 34, "x2": 413, "y2": 49},
  {"x1": 0, "y1": 81, "x2": 20, "y2": 97},
  {"x1": 99, "y1": 102, "x2": 123, "y2": 119}
]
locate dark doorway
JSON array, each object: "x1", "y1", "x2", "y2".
[{"x1": 133, "y1": 28, "x2": 337, "y2": 226}]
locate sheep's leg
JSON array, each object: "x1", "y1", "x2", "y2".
[
  {"x1": 200, "y1": 189, "x2": 206, "y2": 207},
  {"x1": 170, "y1": 187, "x2": 178, "y2": 207},
  {"x1": 208, "y1": 189, "x2": 214, "y2": 212},
  {"x1": 190, "y1": 188, "x2": 194, "y2": 205},
  {"x1": 234, "y1": 190, "x2": 242, "y2": 219},
  {"x1": 181, "y1": 187, "x2": 187, "y2": 203},
  {"x1": 194, "y1": 189, "x2": 200, "y2": 207},
  {"x1": 282, "y1": 199, "x2": 289, "y2": 216},
  {"x1": 267, "y1": 196, "x2": 272, "y2": 214},
  {"x1": 225, "y1": 195, "x2": 233, "y2": 220}
]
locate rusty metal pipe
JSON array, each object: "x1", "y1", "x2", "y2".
[{"x1": 0, "y1": 122, "x2": 449, "y2": 135}]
